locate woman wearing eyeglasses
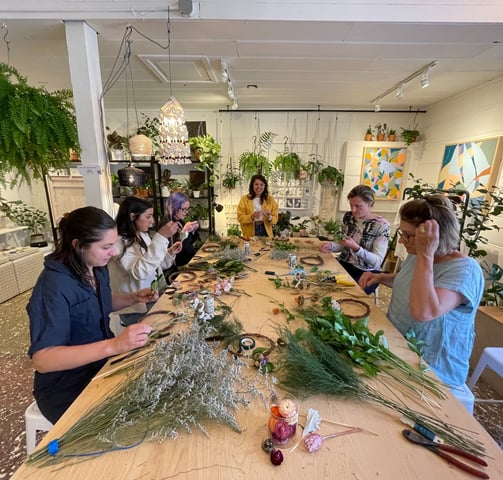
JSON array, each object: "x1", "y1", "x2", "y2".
[
  {"x1": 161, "y1": 191, "x2": 201, "y2": 279},
  {"x1": 318, "y1": 184, "x2": 390, "y2": 293},
  {"x1": 109, "y1": 196, "x2": 182, "y2": 325},
  {"x1": 359, "y1": 195, "x2": 484, "y2": 387}
]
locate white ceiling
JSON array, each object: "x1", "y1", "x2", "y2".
[{"x1": 2, "y1": 10, "x2": 503, "y2": 113}]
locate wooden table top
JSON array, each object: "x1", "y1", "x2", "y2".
[{"x1": 12, "y1": 238, "x2": 503, "y2": 480}]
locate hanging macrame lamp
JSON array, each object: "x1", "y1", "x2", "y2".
[{"x1": 159, "y1": 96, "x2": 191, "y2": 164}]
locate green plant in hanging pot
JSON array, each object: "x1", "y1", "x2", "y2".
[
  {"x1": 188, "y1": 135, "x2": 221, "y2": 187},
  {"x1": 222, "y1": 160, "x2": 242, "y2": 190},
  {"x1": 400, "y1": 127, "x2": 420, "y2": 145},
  {"x1": 273, "y1": 137, "x2": 303, "y2": 181},
  {"x1": 0, "y1": 63, "x2": 79, "y2": 186},
  {"x1": 302, "y1": 155, "x2": 324, "y2": 180},
  {"x1": 317, "y1": 165, "x2": 344, "y2": 188},
  {"x1": 238, "y1": 131, "x2": 277, "y2": 180}
]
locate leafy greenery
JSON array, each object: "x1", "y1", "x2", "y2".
[
  {"x1": 317, "y1": 165, "x2": 344, "y2": 187},
  {"x1": 481, "y1": 262, "x2": 503, "y2": 307},
  {"x1": 106, "y1": 129, "x2": 128, "y2": 150},
  {"x1": 0, "y1": 198, "x2": 49, "y2": 234},
  {"x1": 136, "y1": 113, "x2": 161, "y2": 155},
  {"x1": 238, "y1": 131, "x2": 277, "y2": 179},
  {"x1": 400, "y1": 127, "x2": 420, "y2": 145},
  {"x1": 323, "y1": 218, "x2": 344, "y2": 239},
  {"x1": 275, "y1": 328, "x2": 485, "y2": 456},
  {"x1": 226, "y1": 224, "x2": 241, "y2": 236},
  {"x1": 187, "y1": 202, "x2": 209, "y2": 220},
  {"x1": 273, "y1": 138, "x2": 302, "y2": 181},
  {"x1": 189, "y1": 135, "x2": 221, "y2": 187},
  {"x1": 0, "y1": 63, "x2": 79, "y2": 186},
  {"x1": 222, "y1": 160, "x2": 241, "y2": 190}
]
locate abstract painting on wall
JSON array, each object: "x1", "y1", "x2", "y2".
[
  {"x1": 361, "y1": 147, "x2": 407, "y2": 200},
  {"x1": 437, "y1": 137, "x2": 503, "y2": 200}
]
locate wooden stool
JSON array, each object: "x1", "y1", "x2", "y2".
[{"x1": 25, "y1": 401, "x2": 53, "y2": 455}]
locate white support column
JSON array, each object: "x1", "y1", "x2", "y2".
[{"x1": 64, "y1": 20, "x2": 114, "y2": 217}]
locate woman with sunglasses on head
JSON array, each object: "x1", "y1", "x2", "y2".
[
  {"x1": 359, "y1": 195, "x2": 484, "y2": 387},
  {"x1": 319, "y1": 184, "x2": 390, "y2": 293},
  {"x1": 109, "y1": 196, "x2": 182, "y2": 325},
  {"x1": 28, "y1": 206, "x2": 156, "y2": 423},
  {"x1": 237, "y1": 174, "x2": 278, "y2": 238},
  {"x1": 161, "y1": 191, "x2": 201, "y2": 279}
]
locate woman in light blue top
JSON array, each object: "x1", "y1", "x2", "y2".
[{"x1": 359, "y1": 195, "x2": 484, "y2": 386}]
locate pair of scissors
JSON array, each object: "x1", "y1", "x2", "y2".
[{"x1": 402, "y1": 430, "x2": 489, "y2": 479}]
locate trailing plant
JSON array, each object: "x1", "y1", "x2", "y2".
[
  {"x1": 273, "y1": 137, "x2": 303, "y2": 181},
  {"x1": 222, "y1": 159, "x2": 241, "y2": 190},
  {"x1": 188, "y1": 134, "x2": 221, "y2": 187},
  {"x1": 0, "y1": 198, "x2": 49, "y2": 234},
  {"x1": 400, "y1": 127, "x2": 420, "y2": 145},
  {"x1": 238, "y1": 131, "x2": 277, "y2": 180},
  {"x1": 317, "y1": 165, "x2": 344, "y2": 188},
  {"x1": 302, "y1": 155, "x2": 324, "y2": 180},
  {"x1": 0, "y1": 63, "x2": 79, "y2": 186},
  {"x1": 481, "y1": 262, "x2": 503, "y2": 307}
]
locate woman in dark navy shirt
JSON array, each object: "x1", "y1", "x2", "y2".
[{"x1": 28, "y1": 206, "x2": 156, "y2": 423}]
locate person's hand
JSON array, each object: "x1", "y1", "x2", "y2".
[
  {"x1": 252, "y1": 211, "x2": 261, "y2": 220},
  {"x1": 183, "y1": 221, "x2": 199, "y2": 234},
  {"x1": 415, "y1": 219, "x2": 439, "y2": 258},
  {"x1": 114, "y1": 323, "x2": 153, "y2": 354},
  {"x1": 158, "y1": 220, "x2": 178, "y2": 239},
  {"x1": 134, "y1": 287, "x2": 159, "y2": 304},
  {"x1": 340, "y1": 236, "x2": 359, "y2": 252},
  {"x1": 359, "y1": 271, "x2": 380, "y2": 291},
  {"x1": 168, "y1": 241, "x2": 183, "y2": 256},
  {"x1": 319, "y1": 241, "x2": 333, "y2": 253}
]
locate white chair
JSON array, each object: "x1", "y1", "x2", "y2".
[
  {"x1": 467, "y1": 347, "x2": 503, "y2": 391},
  {"x1": 25, "y1": 400, "x2": 53, "y2": 455}
]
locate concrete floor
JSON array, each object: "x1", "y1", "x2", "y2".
[{"x1": 0, "y1": 288, "x2": 501, "y2": 479}]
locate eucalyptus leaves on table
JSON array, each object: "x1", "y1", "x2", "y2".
[{"x1": 275, "y1": 328, "x2": 485, "y2": 457}]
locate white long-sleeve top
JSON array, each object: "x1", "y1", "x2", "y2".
[{"x1": 109, "y1": 231, "x2": 174, "y2": 313}]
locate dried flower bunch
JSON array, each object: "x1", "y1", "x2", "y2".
[{"x1": 28, "y1": 324, "x2": 263, "y2": 466}]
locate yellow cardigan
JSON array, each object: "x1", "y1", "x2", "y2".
[{"x1": 237, "y1": 194, "x2": 279, "y2": 238}]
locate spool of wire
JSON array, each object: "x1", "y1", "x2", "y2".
[{"x1": 239, "y1": 336, "x2": 256, "y2": 356}]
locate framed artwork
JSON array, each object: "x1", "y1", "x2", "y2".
[
  {"x1": 361, "y1": 147, "x2": 408, "y2": 200},
  {"x1": 437, "y1": 137, "x2": 503, "y2": 200}
]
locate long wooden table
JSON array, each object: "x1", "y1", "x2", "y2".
[{"x1": 12, "y1": 238, "x2": 503, "y2": 479}]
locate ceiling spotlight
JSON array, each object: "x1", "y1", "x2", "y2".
[
  {"x1": 420, "y1": 70, "x2": 430, "y2": 88},
  {"x1": 396, "y1": 85, "x2": 404, "y2": 99},
  {"x1": 374, "y1": 103, "x2": 381, "y2": 112}
]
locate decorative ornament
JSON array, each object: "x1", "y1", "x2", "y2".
[{"x1": 158, "y1": 96, "x2": 191, "y2": 164}]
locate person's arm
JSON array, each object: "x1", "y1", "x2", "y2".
[
  {"x1": 118, "y1": 233, "x2": 170, "y2": 282},
  {"x1": 262, "y1": 197, "x2": 279, "y2": 224},
  {"x1": 319, "y1": 241, "x2": 342, "y2": 253},
  {"x1": 237, "y1": 196, "x2": 254, "y2": 226},
  {"x1": 408, "y1": 220, "x2": 463, "y2": 321},
  {"x1": 111, "y1": 288, "x2": 159, "y2": 311},
  {"x1": 359, "y1": 271, "x2": 396, "y2": 290},
  {"x1": 32, "y1": 322, "x2": 153, "y2": 373},
  {"x1": 341, "y1": 221, "x2": 389, "y2": 269}
]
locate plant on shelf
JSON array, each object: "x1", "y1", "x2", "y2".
[
  {"x1": 273, "y1": 138, "x2": 303, "y2": 181},
  {"x1": 0, "y1": 63, "x2": 79, "y2": 186},
  {"x1": 187, "y1": 202, "x2": 209, "y2": 221},
  {"x1": 317, "y1": 165, "x2": 344, "y2": 188},
  {"x1": 135, "y1": 113, "x2": 161, "y2": 156},
  {"x1": 375, "y1": 123, "x2": 387, "y2": 141},
  {"x1": 188, "y1": 135, "x2": 222, "y2": 187},
  {"x1": 387, "y1": 128, "x2": 397, "y2": 141},
  {"x1": 400, "y1": 127, "x2": 420, "y2": 145},
  {"x1": 106, "y1": 128, "x2": 129, "y2": 161},
  {"x1": 364, "y1": 125, "x2": 373, "y2": 141},
  {"x1": 0, "y1": 198, "x2": 49, "y2": 246},
  {"x1": 238, "y1": 131, "x2": 277, "y2": 180}
]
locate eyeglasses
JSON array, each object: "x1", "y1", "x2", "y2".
[{"x1": 397, "y1": 229, "x2": 415, "y2": 242}]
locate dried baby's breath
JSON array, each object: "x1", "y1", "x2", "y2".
[{"x1": 28, "y1": 324, "x2": 263, "y2": 466}]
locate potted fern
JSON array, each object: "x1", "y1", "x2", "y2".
[
  {"x1": 238, "y1": 131, "x2": 277, "y2": 180},
  {"x1": 0, "y1": 63, "x2": 79, "y2": 186},
  {"x1": 273, "y1": 138, "x2": 303, "y2": 181}
]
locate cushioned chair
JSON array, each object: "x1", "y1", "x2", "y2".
[{"x1": 25, "y1": 400, "x2": 53, "y2": 455}]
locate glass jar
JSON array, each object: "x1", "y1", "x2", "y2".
[{"x1": 267, "y1": 393, "x2": 298, "y2": 447}]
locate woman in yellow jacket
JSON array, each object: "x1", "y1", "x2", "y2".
[{"x1": 237, "y1": 174, "x2": 278, "y2": 237}]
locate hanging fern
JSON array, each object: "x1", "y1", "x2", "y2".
[
  {"x1": 238, "y1": 131, "x2": 277, "y2": 180},
  {"x1": 0, "y1": 63, "x2": 79, "y2": 186}
]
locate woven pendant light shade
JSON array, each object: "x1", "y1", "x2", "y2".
[{"x1": 158, "y1": 96, "x2": 191, "y2": 164}]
